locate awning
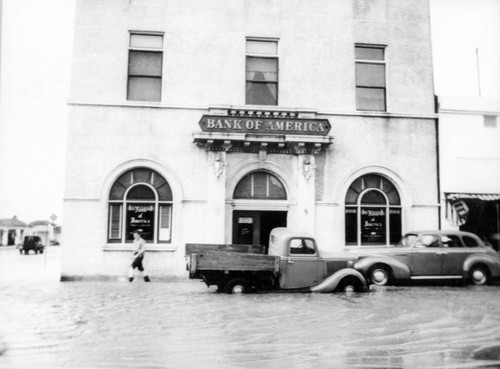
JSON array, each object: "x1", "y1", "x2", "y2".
[
  {"x1": 445, "y1": 193, "x2": 500, "y2": 202},
  {"x1": 444, "y1": 193, "x2": 500, "y2": 226}
]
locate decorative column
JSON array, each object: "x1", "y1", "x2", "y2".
[
  {"x1": 205, "y1": 150, "x2": 228, "y2": 243},
  {"x1": 296, "y1": 154, "x2": 316, "y2": 233}
]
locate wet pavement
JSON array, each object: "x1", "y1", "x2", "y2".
[{"x1": 1, "y1": 246, "x2": 500, "y2": 368}]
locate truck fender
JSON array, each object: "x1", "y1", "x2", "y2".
[
  {"x1": 354, "y1": 256, "x2": 411, "y2": 280},
  {"x1": 463, "y1": 255, "x2": 500, "y2": 279},
  {"x1": 309, "y1": 269, "x2": 366, "y2": 293}
]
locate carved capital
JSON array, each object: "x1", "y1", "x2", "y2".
[{"x1": 212, "y1": 152, "x2": 226, "y2": 178}]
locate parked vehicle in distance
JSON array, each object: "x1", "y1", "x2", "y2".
[
  {"x1": 350, "y1": 230, "x2": 500, "y2": 286},
  {"x1": 186, "y1": 228, "x2": 367, "y2": 294},
  {"x1": 19, "y1": 236, "x2": 44, "y2": 255}
]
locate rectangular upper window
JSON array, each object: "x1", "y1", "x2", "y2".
[
  {"x1": 484, "y1": 115, "x2": 497, "y2": 128},
  {"x1": 355, "y1": 45, "x2": 386, "y2": 111},
  {"x1": 127, "y1": 32, "x2": 164, "y2": 102},
  {"x1": 246, "y1": 38, "x2": 278, "y2": 106}
]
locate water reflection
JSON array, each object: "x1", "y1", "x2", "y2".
[{"x1": 1, "y1": 248, "x2": 500, "y2": 368}]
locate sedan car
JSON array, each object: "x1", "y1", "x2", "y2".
[
  {"x1": 19, "y1": 236, "x2": 44, "y2": 255},
  {"x1": 351, "y1": 231, "x2": 500, "y2": 286}
]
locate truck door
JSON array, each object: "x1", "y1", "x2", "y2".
[{"x1": 279, "y1": 238, "x2": 322, "y2": 289}]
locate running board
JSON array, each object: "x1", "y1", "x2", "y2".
[{"x1": 411, "y1": 275, "x2": 462, "y2": 280}]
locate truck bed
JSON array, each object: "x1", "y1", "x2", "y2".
[
  {"x1": 189, "y1": 252, "x2": 280, "y2": 273},
  {"x1": 185, "y1": 243, "x2": 265, "y2": 255}
]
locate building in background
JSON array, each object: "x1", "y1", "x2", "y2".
[
  {"x1": 439, "y1": 96, "x2": 500, "y2": 250},
  {"x1": 62, "y1": 0, "x2": 438, "y2": 279},
  {"x1": 0, "y1": 216, "x2": 28, "y2": 245}
]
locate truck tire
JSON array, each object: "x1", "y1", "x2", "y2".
[
  {"x1": 337, "y1": 276, "x2": 363, "y2": 293},
  {"x1": 222, "y1": 278, "x2": 250, "y2": 294}
]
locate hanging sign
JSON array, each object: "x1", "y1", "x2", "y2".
[{"x1": 198, "y1": 115, "x2": 331, "y2": 136}]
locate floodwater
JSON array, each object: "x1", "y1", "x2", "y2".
[{"x1": 1, "y1": 247, "x2": 500, "y2": 369}]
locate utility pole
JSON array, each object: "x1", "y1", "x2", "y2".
[{"x1": 476, "y1": 47, "x2": 482, "y2": 97}]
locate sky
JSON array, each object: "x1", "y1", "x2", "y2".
[{"x1": 0, "y1": 0, "x2": 498, "y2": 225}]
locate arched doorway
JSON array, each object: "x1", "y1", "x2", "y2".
[{"x1": 232, "y1": 171, "x2": 287, "y2": 249}]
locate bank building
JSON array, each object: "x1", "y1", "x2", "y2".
[{"x1": 62, "y1": 0, "x2": 439, "y2": 280}]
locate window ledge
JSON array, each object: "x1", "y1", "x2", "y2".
[{"x1": 103, "y1": 245, "x2": 177, "y2": 252}]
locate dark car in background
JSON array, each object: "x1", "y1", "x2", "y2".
[
  {"x1": 351, "y1": 231, "x2": 500, "y2": 286},
  {"x1": 19, "y1": 236, "x2": 44, "y2": 255}
]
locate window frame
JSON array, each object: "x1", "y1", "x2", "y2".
[
  {"x1": 127, "y1": 31, "x2": 164, "y2": 102},
  {"x1": 245, "y1": 37, "x2": 279, "y2": 106},
  {"x1": 345, "y1": 174, "x2": 402, "y2": 246},
  {"x1": 233, "y1": 171, "x2": 287, "y2": 200},
  {"x1": 355, "y1": 44, "x2": 387, "y2": 112},
  {"x1": 107, "y1": 168, "x2": 173, "y2": 244}
]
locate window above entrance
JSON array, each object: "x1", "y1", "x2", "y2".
[{"x1": 234, "y1": 171, "x2": 287, "y2": 200}]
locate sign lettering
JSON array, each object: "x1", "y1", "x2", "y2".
[{"x1": 198, "y1": 115, "x2": 331, "y2": 136}]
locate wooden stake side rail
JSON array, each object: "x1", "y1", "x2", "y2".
[
  {"x1": 192, "y1": 252, "x2": 280, "y2": 272},
  {"x1": 185, "y1": 243, "x2": 265, "y2": 255}
]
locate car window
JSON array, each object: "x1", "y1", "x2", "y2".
[
  {"x1": 289, "y1": 238, "x2": 316, "y2": 255},
  {"x1": 442, "y1": 235, "x2": 463, "y2": 248},
  {"x1": 416, "y1": 234, "x2": 440, "y2": 248},
  {"x1": 398, "y1": 234, "x2": 417, "y2": 247},
  {"x1": 462, "y1": 236, "x2": 480, "y2": 248}
]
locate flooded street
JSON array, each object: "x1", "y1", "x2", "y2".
[{"x1": 1, "y1": 247, "x2": 500, "y2": 368}]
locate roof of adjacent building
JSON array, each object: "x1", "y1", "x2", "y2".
[
  {"x1": 29, "y1": 220, "x2": 51, "y2": 227},
  {"x1": 0, "y1": 216, "x2": 28, "y2": 228}
]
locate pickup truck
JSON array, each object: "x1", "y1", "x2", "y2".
[{"x1": 186, "y1": 228, "x2": 367, "y2": 294}]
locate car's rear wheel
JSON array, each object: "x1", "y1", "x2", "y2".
[
  {"x1": 222, "y1": 278, "x2": 250, "y2": 294},
  {"x1": 368, "y1": 265, "x2": 391, "y2": 286},
  {"x1": 470, "y1": 265, "x2": 489, "y2": 286}
]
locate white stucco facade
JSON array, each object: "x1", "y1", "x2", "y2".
[{"x1": 62, "y1": 0, "x2": 438, "y2": 280}]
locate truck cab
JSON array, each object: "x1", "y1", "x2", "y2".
[{"x1": 269, "y1": 230, "x2": 323, "y2": 289}]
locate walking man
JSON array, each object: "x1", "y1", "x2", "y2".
[{"x1": 128, "y1": 229, "x2": 150, "y2": 282}]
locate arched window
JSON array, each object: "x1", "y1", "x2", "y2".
[
  {"x1": 108, "y1": 167, "x2": 172, "y2": 243},
  {"x1": 234, "y1": 171, "x2": 287, "y2": 200},
  {"x1": 345, "y1": 174, "x2": 401, "y2": 246}
]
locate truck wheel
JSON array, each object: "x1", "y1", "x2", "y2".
[
  {"x1": 368, "y1": 265, "x2": 390, "y2": 286},
  {"x1": 337, "y1": 277, "x2": 363, "y2": 293},
  {"x1": 223, "y1": 278, "x2": 250, "y2": 294},
  {"x1": 470, "y1": 265, "x2": 489, "y2": 286}
]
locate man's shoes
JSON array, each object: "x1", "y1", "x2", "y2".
[{"x1": 144, "y1": 276, "x2": 151, "y2": 282}]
